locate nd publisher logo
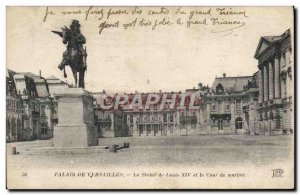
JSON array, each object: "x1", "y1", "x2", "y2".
[{"x1": 272, "y1": 169, "x2": 284, "y2": 178}]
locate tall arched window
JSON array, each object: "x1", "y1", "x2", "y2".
[
  {"x1": 11, "y1": 117, "x2": 16, "y2": 137},
  {"x1": 6, "y1": 116, "x2": 10, "y2": 136},
  {"x1": 235, "y1": 117, "x2": 243, "y2": 129}
]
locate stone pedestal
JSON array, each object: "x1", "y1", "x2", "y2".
[{"x1": 53, "y1": 88, "x2": 98, "y2": 147}]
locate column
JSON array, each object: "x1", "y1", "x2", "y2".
[
  {"x1": 285, "y1": 48, "x2": 291, "y2": 66},
  {"x1": 258, "y1": 69, "x2": 263, "y2": 103},
  {"x1": 206, "y1": 103, "x2": 211, "y2": 129},
  {"x1": 286, "y1": 71, "x2": 291, "y2": 98},
  {"x1": 152, "y1": 124, "x2": 154, "y2": 136},
  {"x1": 285, "y1": 50, "x2": 291, "y2": 98},
  {"x1": 249, "y1": 102, "x2": 255, "y2": 135},
  {"x1": 280, "y1": 54, "x2": 286, "y2": 98},
  {"x1": 199, "y1": 107, "x2": 203, "y2": 129},
  {"x1": 230, "y1": 101, "x2": 235, "y2": 132},
  {"x1": 274, "y1": 57, "x2": 281, "y2": 99},
  {"x1": 268, "y1": 61, "x2": 274, "y2": 100},
  {"x1": 175, "y1": 111, "x2": 180, "y2": 135},
  {"x1": 110, "y1": 112, "x2": 114, "y2": 134},
  {"x1": 263, "y1": 65, "x2": 269, "y2": 102}
]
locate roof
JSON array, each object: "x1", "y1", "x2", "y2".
[
  {"x1": 47, "y1": 75, "x2": 60, "y2": 80},
  {"x1": 35, "y1": 83, "x2": 49, "y2": 97},
  {"x1": 46, "y1": 75, "x2": 68, "y2": 85},
  {"x1": 211, "y1": 76, "x2": 253, "y2": 93},
  {"x1": 19, "y1": 72, "x2": 49, "y2": 97},
  {"x1": 20, "y1": 72, "x2": 39, "y2": 78},
  {"x1": 186, "y1": 88, "x2": 199, "y2": 92},
  {"x1": 254, "y1": 29, "x2": 291, "y2": 59},
  {"x1": 262, "y1": 36, "x2": 282, "y2": 43},
  {"x1": 6, "y1": 69, "x2": 17, "y2": 79}
]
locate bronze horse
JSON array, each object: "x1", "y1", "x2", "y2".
[{"x1": 52, "y1": 26, "x2": 87, "y2": 88}]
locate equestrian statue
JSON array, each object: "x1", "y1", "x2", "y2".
[{"x1": 52, "y1": 20, "x2": 87, "y2": 88}]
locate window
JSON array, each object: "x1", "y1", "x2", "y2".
[
  {"x1": 163, "y1": 114, "x2": 167, "y2": 122},
  {"x1": 218, "y1": 101, "x2": 222, "y2": 112},
  {"x1": 145, "y1": 114, "x2": 150, "y2": 121},
  {"x1": 169, "y1": 125, "x2": 174, "y2": 133},
  {"x1": 225, "y1": 104, "x2": 230, "y2": 110},
  {"x1": 130, "y1": 115, "x2": 133, "y2": 123},
  {"x1": 235, "y1": 117, "x2": 243, "y2": 129},
  {"x1": 211, "y1": 104, "x2": 216, "y2": 111},
  {"x1": 191, "y1": 123, "x2": 196, "y2": 129},
  {"x1": 139, "y1": 125, "x2": 143, "y2": 135},
  {"x1": 41, "y1": 123, "x2": 47, "y2": 135},
  {"x1": 170, "y1": 114, "x2": 174, "y2": 122},
  {"x1": 236, "y1": 100, "x2": 241, "y2": 111},
  {"x1": 216, "y1": 83, "x2": 224, "y2": 93},
  {"x1": 41, "y1": 105, "x2": 46, "y2": 116}
]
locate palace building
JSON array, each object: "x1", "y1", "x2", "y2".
[
  {"x1": 13, "y1": 71, "x2": 54, "y2": 140},
  {"x1": 6, "y1": 69, "x2": 24, "y2": 142},
  {"x1": 93, "y1": 90, "x2": 203, "y2": 137},
  {"x1": 200, "y1": 73, "x2": 258, "y2": 135},
  {"x1": 254, "y1": 29, "x2": 293, "y2": 135},
  {"x1": 6, "y1": 69, "x2": 70, "y2": 142}
]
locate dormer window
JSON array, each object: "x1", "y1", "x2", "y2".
[{"x1": 216, "y1": 83, "x2": 224, "y2": 93}]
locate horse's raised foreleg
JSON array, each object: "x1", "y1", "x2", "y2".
[{"x1": 58, "y1": 56, "x2": 68, "y2": 71}]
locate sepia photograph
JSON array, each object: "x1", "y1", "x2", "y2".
[{"x1": 5, "y1": 6, "x2": 295, "y2": 189}]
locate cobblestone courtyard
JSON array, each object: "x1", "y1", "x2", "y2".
[{"x1": 7, "y1": 134, "x2": 293, "y2": 170}]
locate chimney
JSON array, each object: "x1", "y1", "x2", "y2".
[
  {"x1": 39, "y1": 70, "x2": 41, "y2": 78},
  {"x1": 198, "y1": 82, "x2": 203, "y2": 89},
  {"x1": 223, "y1": 73, "x2": 226, "y2": 78}
]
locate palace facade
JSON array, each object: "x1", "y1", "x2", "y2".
[
  {"x1": 6, "y1": 69, "x2": 24, "y2": 142},
  {"x1": 6, "y1": 69, "x2": 70, "y2": 142},
  {"x1": 254, "y1": 29, "x2": 293, "y2": 135},
  {"x1": 200, "y1": 73, "x2": 258, "y2": 135},
  {"x1": 93, "y1": 89, "x2": 203, "y2": 137}
]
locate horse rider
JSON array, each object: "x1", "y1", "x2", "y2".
[{"x1": 57, "y1": 20, "x2": 87, "y2": 71}]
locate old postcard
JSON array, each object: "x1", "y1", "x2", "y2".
[{"x1": 6, "y1": 6, "x2": 294, "y2": 189}]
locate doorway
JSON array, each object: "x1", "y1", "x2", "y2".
[{"x1": 218, "y1": 119, "x2": 223, "y2": 130}]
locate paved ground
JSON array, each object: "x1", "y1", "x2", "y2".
[{"x1": 7, "y1": 134, "x2": 294, "y2": 169}]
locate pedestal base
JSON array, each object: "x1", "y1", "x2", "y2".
[
  {"x1": 54, "y1": 124, "x2": 98, "y2": 147},
  {"x1": 53, "y1": 88, "x2": 98, "y2": 148}
]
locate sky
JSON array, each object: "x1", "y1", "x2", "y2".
[{"x1": 6, "y1": 6, "x2": 293, "y2": 93}]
